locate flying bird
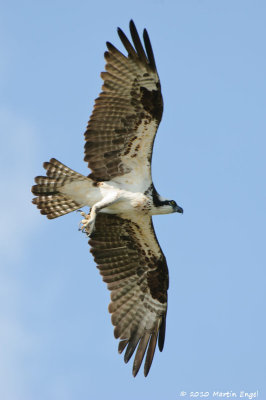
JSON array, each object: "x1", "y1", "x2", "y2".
[{"x1": 32, "y1": 20, "x2": 183, "y2": 377}]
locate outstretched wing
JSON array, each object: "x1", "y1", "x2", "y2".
[
  {"x1": 89, "y1": 213, "x2": 168, "y2": 377},
  {"x1": 84, "y1": 20, "x2": 163, "y2": 188}
]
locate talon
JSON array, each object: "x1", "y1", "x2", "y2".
[
  {"x1": 78, "y1": 211, "x2": 96, "y2": 236},
  {"x1": 84, "y1": 220, "x2": 95, "y2": 236},
  {"x1": 79, "y1": 217, "x2": 89, "y2": 231}
]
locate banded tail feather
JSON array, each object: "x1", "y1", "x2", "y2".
[{"x1": 32, "y1": 158, "x2": 88, "y2": 219}]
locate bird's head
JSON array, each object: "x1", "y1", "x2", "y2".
[
  {"x1": 167, "y1": 200, "x2": 183, "y2": 214},
  {"x1": 150, "y1": 187, "x2": 183, "y2": 215},
  {"x1": 163, "y1": 199, "x2": 183, "y2": 214},
  {"x1": 153, "y1": 197, "x2": 183, "y2": 215}
]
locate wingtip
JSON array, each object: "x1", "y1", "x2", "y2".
[
  {"x1": 129, "y1": 19, "x2": 137, "y2": 35},
  {"x1": 132, "y1": 364, "x2": 139, "y2": 378},
  {"x1": 106, "y1": 41, "x2": 114, "y2": 52},
  {"x1": 158, "y1": 315, "x2": 166, "y2": 351},
  {"x1": 132, "y1": 359, "x2": 142, "y2": 378},
  {"x1": 144, "y1": 365, "x2": 151, "y2": 377}
]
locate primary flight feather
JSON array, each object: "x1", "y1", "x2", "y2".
[{"x1": 32, "y1": 20, "x2": 183, "y2": 377}]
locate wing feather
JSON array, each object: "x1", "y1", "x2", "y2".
[
  {"x1": 132, "y1": 332, "x2": 150, "y2": 377},
  {"x1": 84, "y1": 20, "x2": 163, "y2": 186},
  {"x1": 144, "y1": 331, "x2": 158, "y2": 377},
  {"x1": 129, "y1": 20, "x2": 149, "y2": 65},
  {"x1": 89, "y1": 213, "x2": 168, "y2": 376},
  {"x1": 143, "y1": 29, "x2": 157, "y2": 70}
]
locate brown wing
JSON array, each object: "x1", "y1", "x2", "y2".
[
  {"x1": 89, "y1": 213, "x2": 168, "y2": 377},
  {"x1": 84, "y1": 20, "x2": 163, "y2": 186}
]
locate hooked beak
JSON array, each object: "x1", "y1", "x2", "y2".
[{"x1": 174, "y1": 204, "x2": 183, "y2": 214}]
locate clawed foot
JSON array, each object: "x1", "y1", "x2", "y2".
[{"x1": 78, "y1": 211, "x2": 95, "y2": 236}]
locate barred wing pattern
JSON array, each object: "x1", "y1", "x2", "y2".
[
  {"x1": 84, "y1": 20, "x2": 163, "y2": 186},
  {"x1": 89, "y1": 213, "x2": 168, "y2": 377}
]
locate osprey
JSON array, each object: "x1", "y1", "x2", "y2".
[{"x1": 32, "y1": 20, "x2": 183, "y2": 377}]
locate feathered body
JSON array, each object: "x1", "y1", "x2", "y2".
[{"x1": 32, "y1": 21, "x2": 183, "y2": 377}]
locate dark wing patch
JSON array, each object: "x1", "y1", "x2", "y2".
[
  {"x1": 89, "y1": 213, "x2": 168, "y2": 377},
  {"x1": 84, "y1": 20, "x2": 163, "y2": 183}
]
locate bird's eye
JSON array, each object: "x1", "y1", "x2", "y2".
[{"x1": 170, "y1": 200, "x2": 176, "y2": 206}]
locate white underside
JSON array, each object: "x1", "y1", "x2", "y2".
[
  {"x1": 60, "y1": 178, "x2": 149, "y2": 214},
  {"x1": 59, "y1": 175, "x2": 173, "y2": 217}
]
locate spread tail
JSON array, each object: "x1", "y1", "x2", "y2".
[{"x1": 32, "y1": 158, "x2": 88, "y2": 219}]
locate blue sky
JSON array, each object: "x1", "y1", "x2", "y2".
[{"x1": 1, "y1": 1, "x2": 266, "y2": 399}]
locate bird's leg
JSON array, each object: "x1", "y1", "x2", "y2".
[{"x1": 79, "y1": 193, "x2": 121, "y2": 236}]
